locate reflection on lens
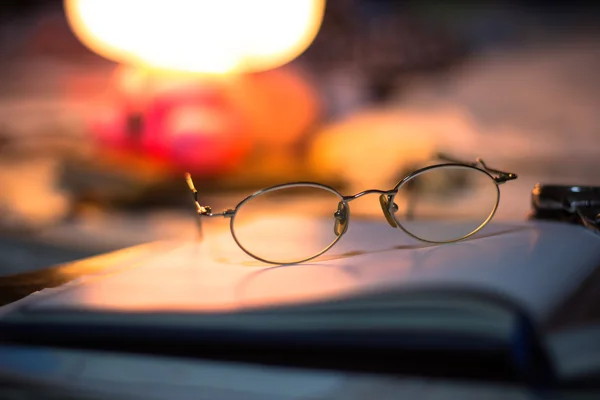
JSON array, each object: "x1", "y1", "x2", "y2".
[
  {"x1": 392, "y1": 165, "x2": 499, "y2": 242},
  {"x1": 232, "y1": 184, "x2": 344, "y2": 264}
]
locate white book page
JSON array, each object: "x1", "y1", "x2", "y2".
[{"x1": 6, "y1": 219, "x2": 599, "y2": 325}]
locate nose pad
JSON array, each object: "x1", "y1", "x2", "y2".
[
  {"x1": 379, "y1": 194, "x2": 399, "y2": 228},
  {"x1": 333, "y1": 201, "x2": 349, "y2": 236}
]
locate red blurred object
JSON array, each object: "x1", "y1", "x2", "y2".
[
  {"x1": 88, "y1": 64, "x2": 321, "y2": 181},
  {"x1": 91, "y1": 76, "x2": 252, "y2": 177}
]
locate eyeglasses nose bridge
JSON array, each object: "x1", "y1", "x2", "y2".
[{"x1": 379, "y1": 194, "x2": 399, "y2": 228}]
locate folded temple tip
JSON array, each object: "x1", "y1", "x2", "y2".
[{"x1": 185, "y1": 173, "x2": 196, "y2": 191}]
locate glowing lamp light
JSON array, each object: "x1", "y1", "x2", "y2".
[{"x1": 64, "y1": 0, "x2": 325, "y2": 74}]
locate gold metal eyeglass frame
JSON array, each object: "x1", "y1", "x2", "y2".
[{"x1": 186, "y1": 153, "x2": 517, "y2": 265}]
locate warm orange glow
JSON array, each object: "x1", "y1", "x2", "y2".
[{"x1": 64, "y1": 0, "x2": 325, "y2": 74}]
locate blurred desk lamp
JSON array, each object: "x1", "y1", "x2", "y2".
[{"x1": 64, "y1": 0, "x2": 325, "y2": 175}]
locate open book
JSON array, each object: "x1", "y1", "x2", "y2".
[{"x1": 1, "y1": 219, "x2": 599, "y2": 383}]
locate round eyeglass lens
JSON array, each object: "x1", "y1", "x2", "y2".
[
  {"x1": 232, "y1": 184, "x2": 344, "y2": 264},
  {"x1": 392, "y1": 165, "x2": 499, "y2": 243}
]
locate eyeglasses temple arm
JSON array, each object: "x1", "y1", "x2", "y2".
[
  {"x1": 435, "y1": 152, "x2": 518, "y2": 184},
  {"x1": 185, "y1": 173, "x2": 235, "y2": 241}
]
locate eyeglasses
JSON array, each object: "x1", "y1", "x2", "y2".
[
  {"x1": 186, "y1": 154, "x2": 517, "y2": 265},
  {"x1": 530, "y1": 184, "x2": 600, "y2": 235}
]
